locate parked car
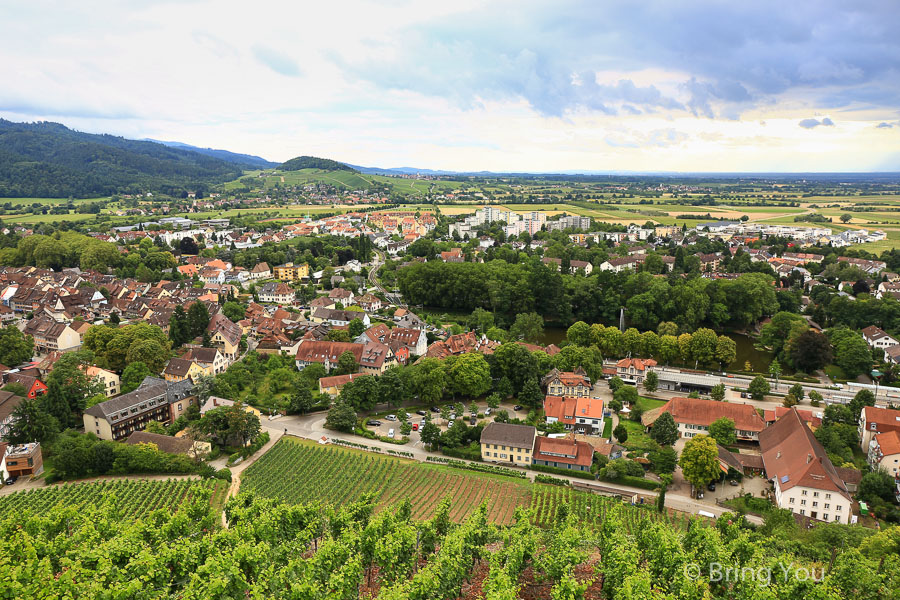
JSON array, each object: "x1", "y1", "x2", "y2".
[
  {"x1": 513, "y1": 405, "x2": 523, "y2": 411},
  {"x1": 412, "y1": 423, "x2": 419, "y2": 431},
  {"x1": 448, "y1": 420, "x2": 454, "y2": 428},
  {"x1": 740, "y1": 392, "x2": 747, "y2": 398},
  {"x1": 696, "y1": 491, "x2": 704, "y2": 499},
  {"x1": 430, "y1": 406, "x2": 441, "y2": 413},
  {"x1": 4, "y1": 476, "x2": 17, "y2": 486},
  {"x1": 416, "y1": 410, "x2": 427, "y2": 416},
  {"x1": 449, "y1": 413, "x2": 456, "y2": 420},
  {"x1": 729, "y1": 479, "x2": 739, "y2": 486},
  {"x1": 366, "y1": 420, "x2": 382, "y2": 427},
  {"x1": 484, "y1": 407, "x2": 492, "y2": 416},
  {"x1": 388, "y1": 428, "x2": 395, "y2": 438},
  {"x1": 707, "y1": 482, "x2": 716, "y2": 492},
  {"x1": 470, "y1": 416, "x2": 477, "y2": 425},
  {"x1": 385, "y1": 414, "x2": 398, "y2": 421}
]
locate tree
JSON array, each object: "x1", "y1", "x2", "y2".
[
  {"x1": 125, "y1": 339, "x2": 168, "y2": 373},
  {"x1": 858, "y1": 469, "x2": 896, "y2": 504},
  {"x1": 679, "y1": 434, "x2": 721, "y2": 491},
  {"x1": 649, "y1": 411, "x2": 678, "y2": 446},
  {"x1": 809, "y1": 390, "x2": 823, "y2": 406},
  {"x1": 508, "y1": 312, "x2": 544, "y2": 343},
  {"x1": 643, "y1": 370, "x2": 658, "y2": 394},
  {"x1": 613, "y1": 423, "x2": 628, "y2": 444},
  {"x1": 448, "y1": 353, "x2": 491, "y2": 399},
  {"x1": 0, "y1": 326, "x2": 34, "y2": 366},
  {"x1": 496, "y1": 376, "x2": 513, "y2": 398},
  {"x1": 486, "y1": 393, "x2": 501, "y2": 409},
  {"x1": 518, "y1": 377, "x2": 543, "y2": 407},
  {"x1": 614, "y1": 385, "x2": 638, "y2": 408},
  {"x1": 849, "y1": 389, "x2": 876, "y2": 421},
  {"x1": 608, "y1": 376, "x2": 624, "y2": 393},
  {"x1": 193, "y1": 403, "x2": 261, "y2": 446},
  {"x1": 222, "y1": 301, "x2": 246, "y2": 323},
  {"x1": 348, "y1": 318, "x2": 366, "y2": 339},
  {"x1": 44, "y1": 351, "x2": 104, "y2": 427},
  {"x1": 782, "y1": 393, "x2": 799, "y2": 408},
  {"x1": 324, "y1": 399, "x2": 357, "y2": 433},
  {"x1": 648, "y1": 448, "x2": 677, "y2": 474},
  {"x1": 179, "y1": 236, "x2": 199, "y2": 255},
  {"x1": 715, "y1": 335, "x2": 736, "y2": 370},
  {"x1": 710, "y1": 383, "x2": 726, "y2": 402},
  {"x1": 120, "y1": 361, "x2": 151, "y2": 394},
  {"x1": 286, "y1": 387, "x2": 314, "y2": 414},
  {"x1": 788, "y1": 383, "x2": 804, "y2": 403},
  {"x1": 748, "y1": 375, "x2": 770, "y2": 400},
  {"x1": 709, "y1": 417, "x2": 736, "y2": 446},
  {"x1": 789, "y1": 330, "x2": 833, "y2": 373},
  {"x1": 334, "y1": 350, "x2": 358, "y2": 375},
  {"x1": 1, "y1": 382, "x2": 27, "y2": 397},
  {"x1": 656, "y1": 473, "x2": 672, "y2": 513},
  {"x1": 420, "y1": 421, "x2": 441, "y2": 446},
  {"x1": 566, "y1": 321, "x2": 592, "y2": 347},
  {"x1": 187, "y1": 301, "x2": 210, "y2": 340},
  {"x1": 831, "y1": 327, "x2": 873, "y2": 378},
  {"x1": 4, "y1": 397, "x2": 60, "y2": 444},
  {"x1": 840, "y1": 213, "x2": 853, "y2": 223}
]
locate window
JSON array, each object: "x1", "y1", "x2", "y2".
[
  {"x1": 800, "y1": 509, "x2": 805, "y2": 515},
  {"x1": 789, "y1": 498, "x2": 795, "y2": 504},
  {"x1": 813, "y1": 492, "x2": 819, "y2": 497},
  {"x1": 801, "y1": 490, "x2": 807, "y2": 496},
  {"x1": 177, "y1": 403, "x2": 183, "y2": 411},
  {"x1": 836, "y1": 505, "x2": 842, "y2": 511},
  {"x1": 825, "y1": 493, "x2": 831, "y2": 499},
  {"x1": 825, "y1": 503, "x2": 830, "y2": 509},
  {"x1": 834, "y1": 516, "x2": 841, "y2": 523},
  {"x1": 824, "y1": 514, "x2": 829, "y2": 521},
  {"x1": 500, "y1": 453, "x2": 507, "y2": 459},
  {"x1": 812, "y1": 502, "x2": 818, "y2": 507},
  {"x1": 800, "y1": 500, "x2": 806, "y2": 506}
]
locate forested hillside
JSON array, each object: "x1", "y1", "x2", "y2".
[
  {"x1": 0, "y1": 120, "x2": 247, "y2": 197},
  {"x1": 279, "y1": 155, "x2": 357, "y2": 172}
]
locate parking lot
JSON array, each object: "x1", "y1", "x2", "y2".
[{"x1": 364, "y1": 401, "x2": 533, "y2": 441}]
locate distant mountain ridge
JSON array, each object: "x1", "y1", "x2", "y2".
[
  {"x1": 0, "y1": 120, "x2": 256, "y2": 198},
  {"x1": 144, "y1": 139, "x2": 277, "y2": 169}
]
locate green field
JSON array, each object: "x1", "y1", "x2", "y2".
[
  {"x1": 0, "y1": 478, "x2": 228, "y2": 517},
  {"x1": 240, "y1": 437, "x2": 680, "y2": 529}
]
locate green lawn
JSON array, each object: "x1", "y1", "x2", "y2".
[
  {"x1": 618, "y1": 418, "x2": 659, "y2": 455},
  {"x1": 636, "y1": 396, "x2": 666, "y2": 412}
]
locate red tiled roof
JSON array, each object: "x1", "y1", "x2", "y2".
[
  {"x1": 658, "y1": 397, "x2": 765, "y2": 432},
  {"x1": 861, "y1": 406, "x2": 900, "y2": 437},
  {"x1": 875, "y1": 430, "x2": 900, "y2": 457},
  {"x1": 533, "y1": 436, "x2": 593, "y2": 468},
  {"x1": 763, "y1": 407, "x2": 822, "y2": 429},
  {"x1": 543, "y1": 396, "x2": 604, "y2": 425}
]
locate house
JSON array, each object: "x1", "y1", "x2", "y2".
[
  {"x1": 763, "y1": 406, "x2": 822, "y2": 429},
  {"x1": 599, "y1": 256, "x2": 640, "y2": 273},
  {"x1": 272, "y1": 263, "x2": 309, "y2": 281},
  {"x1": 615, "y1": 357, "x2": 657, "y2": 385},
  {"x1": 328, "y1": 288, "x2": 355, "y2": 306},
  {"x1": 5, "y1": 373, "x2": 48, "y2": 399},
  {"x1": 425, "y1": 331, "x2": 499, "y2": 359},
  {"x1": 532, "y1": 435, "x2": 594, "y2": 472},
  {"x1": 200, "y1": 395, "x2": 261, "y2": 417},
  {"x1": 642, "y1": 397, "x2": 766, "y2": 441},
  {"x1": 85, "y1": 365, "x2": 120, "y2": 397},
  {"x1": 318, "y1": 373, "x2": 366, "y2": 396},
  {"x1": 887, "y1": 345, "x2": 900, "y2": 366},
  {"x1": 356, "y1": 293, "x2": 383, "y2": 312},
  {"x1": 858, "y1": 405, "x2": 900, "y2": 452},
  {"x1": 0, "y1": 390, "x2": 24, "y2": 441},
  {"x1": 541, "y1": 257, "x2": 594, "y2": 275},
  {"x1": 395, "y1": 312, "x2": 427, "y2": 330},
  {"x1": 83, "y1": 379, "x2": 171, "y2": 441},
  {"x1": 311, "y1": 307, "x2": 371, "y2": 328},
  {"x1": 182, "y1": 347, "x2": 228, "y2": 376},
  {"x1": 23, "y1": 315, "x2": 81, "y2": 355},
  {"x1": 295, "y1": 340, "x2": 395, "y2": 374},
  {"x1": 861, "y1": 325, "x2": 899, "y2": 350},
  {"x1": 163, "y1": 357, "x2": 205, "y2": 383},
  {"x1": 124, "y1": 430, "x2": 210, "y2": 458},
  {"x1": 357, "y1": 324, "x2": 427, "y2": 360},
  {"x1": 585, "y1": 437, "x2": 624, "y2": 460},
  {"x1": 258, "y1": 282, "x2": 295, "y2": 304},
  {"x1": 3, "y1": 442, "x2": 43, "y2": 477},
  {"x1": 759, "y1": 408, "x2": 853, "y2": 523},
  {"x1": 541, "y1": 368, "x2": 592, "y2": 397},
  {"x1": 207, "y1": 313, "x2": 242, "y2": 362},
  {"x1": 249, "y1": 262, "x2": 271, "y2": 280},
  {"x1": 543, "y1": 395, "x2": 604, "y2": 434},
  {"x1": 310, "y1": 296, "x2": 336, "y2": 310},
  {"x1": 867, "y1": 430, "x2": 900, "y2": 479},
  {"x1": 480, "y1": 422, "x2": 536, "y2": 467}
]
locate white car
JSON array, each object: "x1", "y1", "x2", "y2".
[
  {"x1": 388, "y1": 429, "x2": 395, "y2": 438},
  {"x1": 385, "y1": 415, "x2": 398, "y2": 421},
  {"x1": 448, "y1": 420, "x2": 454, "y2": 428},
  {"x1": 484, "y1": 408, "x2": 492, "y2": 416}
]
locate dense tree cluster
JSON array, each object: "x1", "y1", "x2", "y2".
[{"x1": 83, "y1": 323, "x2": 172, "y2": 373}]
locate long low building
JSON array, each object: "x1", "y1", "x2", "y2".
[
  {"x1": 642, "y1": 396, "x2": 766, "y2": 441},
  {"x1": 83, "y1": 377, "x2": 197, "y2": 441},
  {"x1": 532, "y1": 435, "x2": 593, "y2": 472}
]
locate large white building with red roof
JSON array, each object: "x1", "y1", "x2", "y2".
[
  {"x1": 859, "y1": 405, "x2": 900, "y2": 452},
  {"x1": 615, "y1": 357, "x2": 657, "y2": 384},
  {"x1": 532, "y1": 435, "x2": 594, "y2": 472},
  {"x1": 759, "y1": 408, "x2": 853, "y2": 523},
  {"x1": 643, "y1": 397, "x2": 766, "y2": 441},
  {"x1": 867, "y1": 430, "x2": 900, "y2": 479},
  {"x1": 543, "y1": 396, "x2": 604, "y2": 435}
]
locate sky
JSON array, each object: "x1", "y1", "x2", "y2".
[{"x1": 2, "y1": 0, "x2": 900, "y2": 172}]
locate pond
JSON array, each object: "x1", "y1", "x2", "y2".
[{"x1": 537, "y1": 327, "x2": 775, "y2": 372}]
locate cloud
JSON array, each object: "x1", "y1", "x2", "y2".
[
  {"x1": 799, "y1": 117, "x2": 835, "y2": 129},
  {"x1": 251, "y1": 44, "x2": 301, "y2": 77}
]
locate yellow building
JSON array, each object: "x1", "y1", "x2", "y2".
[
  {"x1": 162, "y1": 358, "x2": 205, "y2": 383},
  {"x1": 85, "y1": 366, "x2": 121, "y2": 397},
  {"x1": 479, "y1": 422, "x2": 536, "y2": 467},
  {"x1": 273, "y1": 262, "x2": 309, "y2": 281}
]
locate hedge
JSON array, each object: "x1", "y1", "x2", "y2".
[
  {"x1": 534, "y1": 474, "x2": 570, "y2": 486},
  {"x1": 599, "y1": 474, "x2": 660, "y2": 491},
  {"x1": 425, "y1": 456, "x2": 527, "y2": 479},
  {"x1": 530, "y1": 464, "x2": 596, "y2": 480}
]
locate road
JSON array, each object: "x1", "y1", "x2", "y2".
[
  {"x1": 367, "y1": 250, "x2": 405, "y2": 307},
  {"x1": 264, "y1": 410, "x2": 762, "y2": 524}
]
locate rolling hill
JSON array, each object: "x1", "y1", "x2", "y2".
[
  {"x1": 0, "y1": 120, "x2": 252, "y2": 198},
  {"x1": 145, "y1": 139, "x2": 277, "y2": 169},
  {"x1": 279, "y1": 155, "x2": 357, "y2": 172}
]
